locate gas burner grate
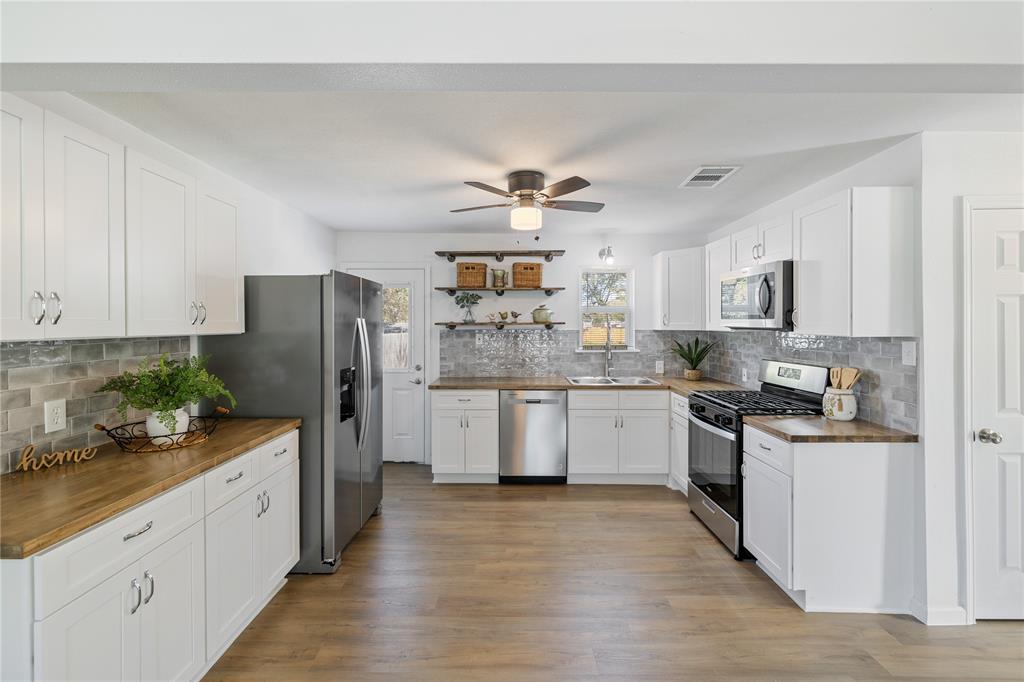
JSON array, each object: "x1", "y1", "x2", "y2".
[{"x1": 691, "y1": 390, "x2": 821, "y2": 415}]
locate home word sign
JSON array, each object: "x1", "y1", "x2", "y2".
[{"x1": 14, "y1": 444, "x2": 99, "y2": 472}]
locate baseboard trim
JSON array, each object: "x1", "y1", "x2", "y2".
[
  {"x1": 667, "y1": 473, "x2": 689, "y2": 494},
  {"x1": 916, "y1": 604, "x2": 969, "y2": 626},
  {"x1": 568, "y1": 473, "x2": 669, "y2": 485},
  {"x1": 432, "y1": 473, "x2": 499, "y2": 484}
]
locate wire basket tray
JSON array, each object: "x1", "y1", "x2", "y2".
[{"x1": 95, "y1": 407, "x2": 230, "y2": 453}]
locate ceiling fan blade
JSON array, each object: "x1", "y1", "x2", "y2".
[
  {"x1": 465, "y1": 181, "x2": 512, "y2": 197},
  {"x1": 540, "y1": 176, "x2": 590, "y2": 199},
  {"x1": 543, "y1": 200, "x2": 605, "y2": 213},
  {"x1": 450, "y1": 203, "x2": 510, "y2": 213}
]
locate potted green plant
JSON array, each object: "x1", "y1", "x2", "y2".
[
  {"x1": 454, "y1": 291, "x2": 482, "y2": 323},
  {"x1": 672, "y1": 337, "x2": 717, "y2": 381},
  {"x1": 99, "y1": 354, "x2": 236, "y2": 441}
]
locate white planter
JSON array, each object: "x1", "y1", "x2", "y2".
[
  {"x1": 822, "y1": 388, "x2": 857, "y2": 421},
  {"x1": 146, "y1": 408, "x2": 190, "y2": 444}
]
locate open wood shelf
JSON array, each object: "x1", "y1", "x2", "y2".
[
  {"x1": 435, "y1": 321, "x2": 564, "y2": 331},
  {"x1": 435, "y1": 249, "x2": 565, "y2": 263},
  {"x1": 435, "y1": 286, "x2": 565, "y2": 297}
]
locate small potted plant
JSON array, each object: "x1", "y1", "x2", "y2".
[
  {"x1": 672, "y1": 337, "x2": 717, "y2": 381},
  {"x1": 455, "y1": 292, "x2": 482, "y2": 323},
  {"x1": 99, "y1": 354, "x2": 236, "y2": 442}
]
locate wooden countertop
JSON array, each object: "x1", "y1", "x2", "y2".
[
  {"x1": 743, "y1": 415, "x2": 918, "y2": 443},
  {"x1": 427, "y1": 376, "x2": 743, "y2": 394},
  {"x1": 1, "y1": 418, "x2": 301, "y2": 559}
]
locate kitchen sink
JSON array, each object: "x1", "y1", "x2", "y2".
[{"x1": 566, "y1": 376, "x2": 660, "y2": 386}]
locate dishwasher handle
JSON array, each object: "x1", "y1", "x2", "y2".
[{"x1": 510, "y1": 398, "x2": 560, "y2": 405}]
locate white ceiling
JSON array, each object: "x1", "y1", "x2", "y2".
[{"x1": 78, "y1": 91, "x2": 1022, "y2": 235}]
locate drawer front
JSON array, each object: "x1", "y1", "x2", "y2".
[
  {"x1": 432, "y1": 390, "x2": 499, "y2": 411},
  {"x1": 743, "y1": 425, "x2": 793, "y2": 475},
  {"x1": 671, "y1": 392, "x2": 689, "y2": 418},
  {"x1": 258, "y1": 429, "x2": 299, "y2": 480},
  {"x1": 620, "y1": 390, "x2": 669, "y2": 411},
  {"x1": 205, "y1": 449, "x2": 259, "y2": 512},
  {"x1": 34, "y1": 477, "x2": 204, "y2": 620},
  {"x1": 567, "y1": 390, "x2": 619, "y2": 411}
]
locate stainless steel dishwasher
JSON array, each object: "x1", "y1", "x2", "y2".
[{"x1": 499, "y1": 390, "x2": 567, "y2": 483}]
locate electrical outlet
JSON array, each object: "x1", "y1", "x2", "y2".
[
  {"x1": 902, "y1": 341, "x2": 917, "y2": 366},
  {"x1": 44, "y1": 399, "x2": 66, "y2": 433},
  {"x1": 741, "y1": 368, "x2": 749, "y2": 383},
  {"x1": 655, "y1": 360, "x2": 664, "y2": 375}
]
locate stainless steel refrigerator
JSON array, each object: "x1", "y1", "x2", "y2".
[{"x1": 198, "y1": 271, "x2": 383, "y2": 574}]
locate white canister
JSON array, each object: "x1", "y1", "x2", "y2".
[{"x1": 822, "y1": 388, "x2": 857, "y2": 421}]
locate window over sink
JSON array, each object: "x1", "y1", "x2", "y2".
[{"x1": 579, "y1": 269, "x2": 634, "y2": 351}]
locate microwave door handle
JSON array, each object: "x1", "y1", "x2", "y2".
[{"x1": 758, "y1": 276, "x2": 772, "y2": 317}]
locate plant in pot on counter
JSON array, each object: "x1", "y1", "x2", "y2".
[
  {"x1": 454, "y1": 291, "x2": 483, "y2": 323},
  {"x1": 672, "y1": 337, "x2": 717, "y2": 381},
  {"x1": 99, "y1": 354, "x2": 236, "y2": 441}
]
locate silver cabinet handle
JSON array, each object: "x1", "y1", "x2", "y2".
[
  {"x1": 457, "y1": 398, "x2": 470, "y2": 402},
  {"x1": 198, "y1": 302, "x2": 207, "y2": 325},
  {"x1": 409, "y1": 378, "x2": 423, "y2": 385},
  {"x1": 273, "y1": 447, "x2": 288, "y2": 457},
  {"x1": 459, "y1": 415, "x2": 463, "y2": 428},
  {"x1": 263, "y1": 489, "x2": 270, "y2": 515},
  {"x1": 225, "y1": 471, "x2": 244, "y2": 483},
  {"x1": 129, "y1": 578, "x2": 142, "y2": 614},
  {"x1": 256, "y1": 491, "x2": 265, "y2": 518},
  {"x1": 189, "y1": 301, "x2": 199, "y2": 325},
  {"x1": 751, "y1": 244, "x2": 757, "y2": 261},
  {"x1": 143, "y1": 570, "x2": 155, "y2": 604},
  {"x1": 740, "y1": 462, "x2": 747, "y2": 478},
  {"x1": 31, "y1": 291, "x2": 46, "y2": 325},
  {"x1": 978, "y1": 428, "x2": 1003, "y2": 445},
  {"x1": 123, "y1": 520, "x2": 153, "y2": 542},
  {"x1": 48, "y1": 291, "x2": 62, "y2": 325},
  {"x1": 758, "y1": 443, "x2": 772, "y2": 452}
]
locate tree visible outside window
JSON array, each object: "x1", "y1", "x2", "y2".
[
  {"x1": 579, "y1": 270, "x2": 633, "y2": 350},
  {"x1": 382, "y1": 286, "x2": 410, "y2": 369}
]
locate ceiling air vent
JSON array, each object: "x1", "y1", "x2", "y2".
[{"x1": 679, "y1": 166, "x2": 741, "y2": 189}]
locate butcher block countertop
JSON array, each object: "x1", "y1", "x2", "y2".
[
  {"x1": 427, "y1": 376, "x2": 742, "y2": 395},
  {"x1": 744, "y1": 415, "x2": 918, "y2": 443},
  {"x1": 1, "y1": 418, "x2": 301, "y2": 560}
]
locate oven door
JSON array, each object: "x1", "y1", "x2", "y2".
[
  {"x1": 687, "y1": 414, "x2": 739, "y2": 520},
  {"x1": 720, "y1": 261, "x2": 791, "y2": 330}
]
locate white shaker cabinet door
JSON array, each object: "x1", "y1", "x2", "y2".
[
  {"x1": 125, "y1": 149, "x2": 196, "y2": 336},
  {"x1": 793, "y1": 189, "x2": 851, "y2": 336},
  {"x1": 431, "y1": 409, "x2": 465, "y2": 474},
  {"x1": 43, "y1": 111, "x2": 125, "y2": 339},
  {"x1": 0, "y1": 93, "x2": 46, "y2": 341},
  {"x1": 464, "y1": 410, "x2": 499, "y2": 474},
  {"x1": 568, "y1": 410, "x2": 619, "y2": 474},
  {"x1": 730, "y1": 224, "x2": 760, "y2": 270},
  {"x1": 661, "y1": 247, "x2": 704, "y2": 330},
  {"x1": 258, "y1": 460, "x2": 300, "y2": 597},
  {"x1": 758, "y1": 214, "x2": 793, "y2": 263},
  {"x1": 705, "y1": 236, "x2": 731, "y2": 331},
  {"x1": 742, "y1": 453, "x2": 793, "y2": 589},
  {"x1": 670, "y1": 413, "x2": 690, "y2": 492},
  {"x1": 196, "y1": 174, "x2": 244, "y2": 334},
  {"x1": 35, "y1": 562, "x2": 142, "y2": 682},
  {"x1": 205, "y1": 486, "x2": 261, "y2": 657},
  {"x1": 139, "y1": 522, "x2": 205, "y2": 682},
  {"x1": 618, "y1": 411, "x2": 670, "y2": 474}
]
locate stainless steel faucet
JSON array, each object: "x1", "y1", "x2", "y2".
[{"x1": 604, "y1": 316, "x2": 613, "y2": 377}]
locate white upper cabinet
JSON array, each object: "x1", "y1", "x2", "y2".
[
  {"x1": 730, "y1": 224, "x2": 760, "y2": 270},
  {"x1": 653, "y1": 246, "x2": 704, "y2": 330},
  {"x1": 730, "y1": 215, "x2": 792, "y2": 270},
  {"x1": 196, "y1": 173, "x2": 244, "y2": 334},
  {"x1": 126, "y1": 150, "x2": 197, "y2": 337},
  {"x1": 793, "y1": 190, "x2": 852, "y2": 336},
  {"x1": 704, "y1": 236, "x2": 731, "y2": 331},
  {"x1": 43, "y1": 111, "x2": 126, "y2": 339},
  {"x1": 1, "y1": 94, "x2": 45, "y2": 341}
]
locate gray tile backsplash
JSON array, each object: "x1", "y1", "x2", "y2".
[
  {"x1": 439, "y1": 328, "x2": 918, "y2": 433},
  {"x1": 0, "y1": 337, "x2": 190, "y2": 473}
]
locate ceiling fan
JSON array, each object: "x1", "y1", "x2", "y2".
[{"x1": 451, "y1": 170, "x2": 604, "y2": 231}]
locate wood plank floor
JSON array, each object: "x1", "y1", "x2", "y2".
[{"x1": 206, "y1": 463, "x2": 1024, "y2": 680}]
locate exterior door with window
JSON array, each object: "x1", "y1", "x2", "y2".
[{"x1": 345, "y1": 268, "x2": 426, "y2": 463}]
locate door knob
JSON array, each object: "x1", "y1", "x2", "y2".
[
  {"x1": 978, "y1": 428, "x2": 1003, "y2": 445},
  {"x1": 409, "y1": 378, "x2": 423, "y2": 385}
]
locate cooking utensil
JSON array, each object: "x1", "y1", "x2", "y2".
[
  {"x1": 840, "y1": 367, "x2": 860, "y2": 389},
  {"x1": 830, "y1": 367, "x2": 842, "y2": 388}
]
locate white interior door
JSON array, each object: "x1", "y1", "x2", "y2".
[
  {"x1": 971, "y1": 202, "x2": 1024, "y2": 619},
  {"x1": 345, "y1": 268, "x2": 426, "y2": 462}
]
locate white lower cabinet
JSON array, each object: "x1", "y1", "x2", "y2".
[
  {"x1": 430, "y1": 392, "x2": 499, "y2": 477},
  {"x1": 464, "y1": 411, "x2": 499, "y2": 474},
  {"x1": 567, "y1": 391, "x2": 669, "y2": 478},
  {"x1": 618, "y1": 411, "x2": 669, "y2": 473},
  {"x1": 567, "y1": 410, "x2": 620, "y2": 474},
  {"x1": 670, "y1": 411, "x2": 689, "y2": 492},
  {"x1": 257, "y1": 461, "x2": 301, "y2": 597},
  {"x1": 742, "y1": 452, "x2": 793, "y2": 588}
]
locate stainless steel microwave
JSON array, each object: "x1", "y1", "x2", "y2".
[{"x1": 720, "y1": 260, "x2": 794, "y2": 330}]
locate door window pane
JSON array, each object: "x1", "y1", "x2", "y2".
[{"x1": 382, "y1": 286, "x2": 410, "y2": 369}]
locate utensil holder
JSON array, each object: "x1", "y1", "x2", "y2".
[{"x1": 822, "y1": 387, "x2": 857, "y2": 421}]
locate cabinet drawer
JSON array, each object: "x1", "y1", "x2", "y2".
[
  {"x1": 568, "y1": 390, "x2": 619, "y2": 411},
  {"x1": 432, "y1": 390, "x2": 499, "y2": 410},
  {"x1": 258, "y1": 429, "x2": 298, "y2": 480},
  {"x1": 743, "y1": 425, "x2": 793, "y2": 475},
  {"x1": 671, "y1": 392, "x2": 689, "y2": 418},
  {"x1": 620, "y1": 391, "x2": 669, "y2": 411},
  {"x1": 33, "y1": 477, "x2": 204, "y2": 620},
  {"x1": 205, "y1": 450, "x2": 258, "y2": 512}
]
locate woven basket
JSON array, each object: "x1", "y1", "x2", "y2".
[
  {"x1": 457, "y1": 262, "x2": 487, "y2": 288},
  {"x1": 512, "y1": 262, "x2": 542, "y2": 288}
]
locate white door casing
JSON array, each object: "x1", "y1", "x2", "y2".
[
  {"x1": 968, "y1": 200, "x2": 1024, "y2": 620},
  {"x1": 345, "y1": 267, "x2": 427, "y2": 463}
]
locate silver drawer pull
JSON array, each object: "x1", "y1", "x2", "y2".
[
  {"x1": 758, "y1": 443, "x2": 772, "y2": 452},
  {"x1": 457, "y1": 398, "x2": 470, "y2": 402},
  {"x1": 225, "y1": 471, "x2": 245, "y2": 483},
  {"x1": 123, "y1": 520, "x2": 153, "y2": 542},
  {"x1": 273, "y1": 448, "x2": 288, "y2": 457},
  {"x1": 701, "y1": 500, "x2": 717, "y2": 515}
]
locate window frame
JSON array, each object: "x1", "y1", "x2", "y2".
[{"x1": 577, "y1": 267, "x2": 636, "y2": 352}]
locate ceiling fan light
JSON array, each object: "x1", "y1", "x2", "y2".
[{"x1": 510, "y1": 206, "x2": 543, "y2": 231}]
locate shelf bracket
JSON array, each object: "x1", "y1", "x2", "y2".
[
  {"x1": 544, "y1": 252, "x2": 555, "y2": 262},
  {"x1": 445, "y1": 322, "x2": 457, "y2": 330},
  {"x1": 444, "y1": 289, "x2": 456, "y2": 297},
  {"x1": 446, "y1": 254, "x2": 456, "y2": 262},
  {"x1": 544, "y1": 323, "x2": 554, "y2": 330},
  {"x1": 495, "y1": 289, "x2": 505, "y2": 296},
  {"x1": 494, "y1": 253, "x2": 505, "y2": 262},
  {"x1": 544, "y1": 289, "x2": 554, "y2": 296},
  {"x1": 495, "y1": 323, "x2": 505, "y2": 330}
]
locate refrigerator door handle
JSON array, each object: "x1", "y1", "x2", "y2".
[{"x1": 358, "y1": 317, "x2": 373, "y2": 454}]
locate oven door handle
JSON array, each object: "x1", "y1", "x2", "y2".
[{"x1": 689, "y1": 414, "x2": 738, "y2": 441}]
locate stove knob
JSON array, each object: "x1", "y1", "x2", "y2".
[
  {"x1": 720, "y1": 416, "x2": 733, "y2": 427},
  {"x1": 692, "y1": 404, "x2": 706, "y2": 414}
]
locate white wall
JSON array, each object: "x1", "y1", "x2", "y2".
[
  {"x1": 917, "y1": 131, "x2": 1024, "y2": 625},
  {"x1": 15, "y1": 92, "x2": 335, "y2": 276}
]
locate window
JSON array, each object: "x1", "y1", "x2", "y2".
[
  {"x1": 382, "y1": 285, "x2": 411, "y2": 369},
  {"x1": 579, "y1": 269, "x2": 634, "y2": 351}
]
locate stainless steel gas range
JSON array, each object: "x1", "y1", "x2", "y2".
[{"x1": 687, "y1": 359, "x2": 828, "y2": 558}]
